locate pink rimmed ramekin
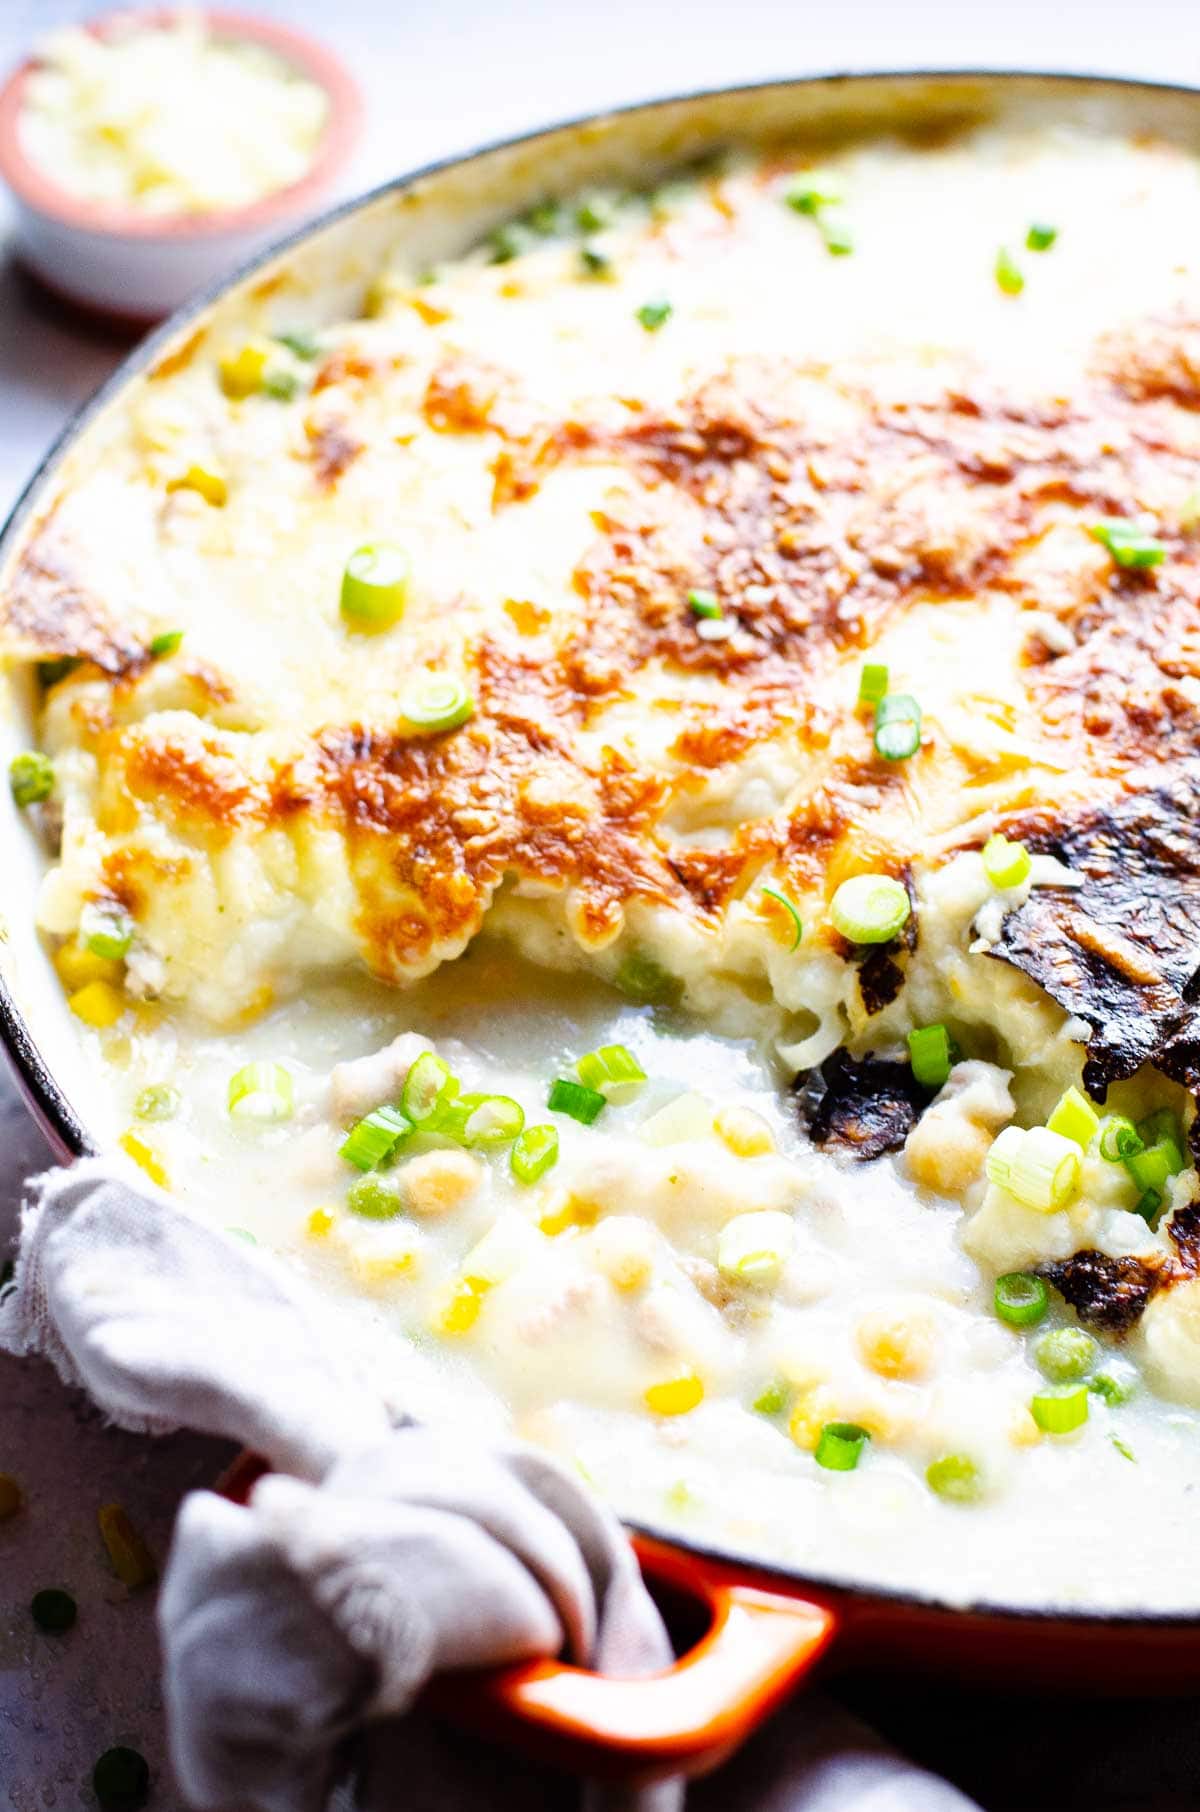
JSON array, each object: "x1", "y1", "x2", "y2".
[{"x1": 0, "y1": 8, "x2": 362, "y2": 326}]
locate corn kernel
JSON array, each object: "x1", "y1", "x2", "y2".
[
  {"x1": 69, "y1": 980, "x2": 126, "y2": 1028},
  {"x1": 788, "y1": 1389, "x2": 834, "y2": 1452},
  {"x1": 0, "y1": 1474, "x2": 23, "y2": 1520},
  {"x1": 349, "y1": 1249, "x2": 419, "y2": 1288},
  {"x1": 306, "y1": 1207, "x2": 335, "y2": 1239},
  {"x1": 643, "y1": 1373, "x2": 704, "y2": 1417},
  {"x1": 54, "y1": 942, "x2": 123, "y2": 992},
  {"x1": 433, "y1": 1276, "x2": 492, "y2": 1336},
  {"x1": 98, "y1": 1503, "x2": 157, "y2": 1589},
  {"x1": 1008, "y1": 1404, "x2": 1044, "y2": 1447},
  {"x1": 218, "y1": 341, "x2": 272, "y2": 399},
  {"x1": 100, "y1": 1033, "x2": 132, "y2": 1069},
  {"x1": 714, "y1": 1105, "x2": 776, "y2": 1158},
  {"x1": 167, "y1": 464, "x2": 228, "y2": 507},
  {"x1": 539, "y1": 1190, "x2": 599, "y2": 1237},
  {"x1": 856, "y1": 1309, "x2": 937, "y2": 1381},
  {"x1": 119, "y1": 1132, "x2": 168, "y2": 1189}
]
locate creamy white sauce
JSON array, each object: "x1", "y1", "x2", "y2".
[{"x1": 9, "y1": 115, "x2": 1200, "y2": 1611}]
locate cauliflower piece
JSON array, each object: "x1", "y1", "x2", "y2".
[
  {"x1": 327, "y1": 1032, "x2": 431, "y2": 1122},
  {"x1": 399, "y1": 1149, "x2": 484, "y2": 1217},
  {"x1": 1140, "y1": 1278, "x2": 1200, "y2": 1406},
  {"x1": 904, "y1": 1060, "x2": 1014, "y2": 1197}
]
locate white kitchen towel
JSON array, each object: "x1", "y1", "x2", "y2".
[{"x1": 0, "y1": 1157, "x2": 982, "y2": 1812}]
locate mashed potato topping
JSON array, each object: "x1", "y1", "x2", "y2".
[
  {"x1": 19, "y1": 13, "x2": 329, "y2": 216},
  {"x1": 8, "y1": 111, "x2": 1200, "y2": 1608}
]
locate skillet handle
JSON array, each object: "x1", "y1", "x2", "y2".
[
  {"x1": 423, "y1": 1534, "x2": 838, "y2": 1783},
  {"x1": 215, "y1": 1456, "x2": 838, "y2": 1783}
]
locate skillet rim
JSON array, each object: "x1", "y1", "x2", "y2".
[{"x1": 4, "y1": 63, "x2": 1200, "y2": 1630}]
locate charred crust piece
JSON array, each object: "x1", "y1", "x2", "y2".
[
  {"x1": 857, "y1": 951, "x2": 906, "y2": 1017},
  {"x1": 797, "y1": 1048, "x2": 927, "y2": 1159},
  {"x1": 1167, "y1": 1203, "x2": 1200, "y2": 1275},
  {"x1": 1040, "y1": 1248, "x2": 1169, "y2": 1334},
  {"x1": 991, "y1": 770, "x2": 1200, "y2": 1115}
]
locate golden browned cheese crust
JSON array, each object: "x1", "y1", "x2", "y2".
[{"x1": 8, "y1": 132, "x2": 1200, "y2": 1015}]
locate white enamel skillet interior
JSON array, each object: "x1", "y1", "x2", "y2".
[{"x1": 4, "y1": 75, "x2": 1200, "y2": 1674}]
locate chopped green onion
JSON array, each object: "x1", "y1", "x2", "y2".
[
  {"x1": 401, "y1": 673, "x2": 474, "y2": 733},
  {"x1": 993, "y1": 1271, "x2": 1049, "y2": 1328},
  {"x1": 460, "y1": 1094, "x2": 526, "y2": 1148},
  {"x1": 1137, "y1": 1107, "x2": 1183, "y2": 1148},
  {"x1": 487, "y1": 222, "x2": 532, "y2": 264},
  {"x1": 1181, "y1": 491, "x2": 1200, "y2": 533},
  {"x1": 614, "y1": 952, "x2": 683, "y2": 1007},
  {"x1": 226, "y1": 1227, "x2": 257, "y2": 1245},
  {"x1": 8, "y1": 751, "x2": 54, "y2": 807},
  {"x1": 761, "y1": 886, "x2": 803, "y2": 951},
  {"x1": 1098, "y1": 1114, "x2": 1143, "y2": 1163},
  {"x1": 636, "y1": 300, "x2": 673, "y2": 331},
  {"x1": 148, "y1": 629, "x2": 183, "y2": 658},
  {"x1": 31, "y1": 1588, "x2": 76, "y2": 1633},
  {"x1": 576, "y1": 193, "x2": 618, "y2": 233},
  {"x1": 1090, "y1": 518, "x2": 1166, "y2": 569},
  {"x1": 1136, "y1": 1186, "x2": 1165, "y2": 1223},
  {"x1": 785, "y1": 174, "x2": 843, "y2": 214},
  {"x1": 1026, "y1": 222, "x2": 1058, "y2": 252},
  {"x1": 347, "y1": 1175, "x2": 404, "y2": 1220},
  {"x1": 907, "y1": 1024, "x2": 953, "y2": 1091},
  {"x1": 134, "y1": 1083, "x2": 180, "y2": 1123},
  {"x1": 752, "y1": 1378, "x2": 790, "y2": 1417},
  {"x1": 227, "y1": 1061, "x2": 294, "y2": 1122},
  {"x1": 858, "y1": 662, "x2": 889, "y2": 706},
  {"x1": 1046, "y1": 1086, "x2": 1100, "y2": 1150},
  {"x1": 829, "y1": 873, "x2": 911, "y2": 945},
  {"x1": 340, "y1": 1104, "x2": 414, "y2": 1172},
  {"x1": 1090, "y1": 1367, "x2": 1137, "y2": 1407},
  {"x1": 1111, "y1": 1435, "x2": 1136, "y2": 1463},
  {"x1": 687, "y1": 588, "x2": 722, "y2": 620},
  {"x1": 576, "y1": 1043, "x2": 647, "y2": 1104},
  {"x1": 1030, "y1": 1386, "x2": 1089, "y2": 1435},
  {"x1": 400, "y1": 1051, "x2": 455, "y2": 1126},
  {"x1": 274, "y1": 329, "x2": 321, "y2": 361},
  {"x1": 1035, "y1": 1327, "x2": 1098, "y2": 1383},
  {"x1": 717, "y1": 1209, "x2": 794, "y2": 1287},
  {"x1": 547, "y1": 1077, "x2": 607, "y2": 1125},
  {"x1": 818, "y1": 216, "x2": 854, "y2": 257},
  {"x1": 527, "y1": 198, "x2": 567, "y2": 236},
  {"x1": 925, "y1": 1454, "x2": 983, "y2": 1504},
  {"x1": 995, "y1": 247, "x2": 1024, "y2": 295},
  {"x1": 579, "y1": 245, "x2": 614, "y2": 280},
  {"x1": 340, "y1": 542, "x2": 410, "y2": 629},
  {"x1": 93, "y1": 1745, "x2": 150, "y2": 1812},
  {"x1": 262, "y1": 367, "x2": 301, "y2": 402},
  {"x1": 1126, "y1": 1138, "x2": 1185, "y2": 1210},
  {"x1": 80, "y1": 902, "x2": 134, "y2": 961},
  {"x1": 510, "y1": 1123, "x2": 560, "y2": 1184},
  {"x1": 985, "y1": 1125, "x2": 1080, "y2": 1212},
  {"x1": 981, "y1": 833, "x2": 1032, "y2": 889},
  {"x1": 872, "y1": 693, "x2": 922, "y2": 761},
  {"x1": 814, "y1": 1422, "x2": 870, "y2": 1471}
]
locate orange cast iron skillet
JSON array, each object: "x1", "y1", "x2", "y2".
[{"x1": 6, "y1": 66, "x2": 1200, "y2": 1789}]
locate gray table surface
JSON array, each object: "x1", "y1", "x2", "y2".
[{"x1": 3, "y1": 1, "x2": 1200, "y2": 1806}]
